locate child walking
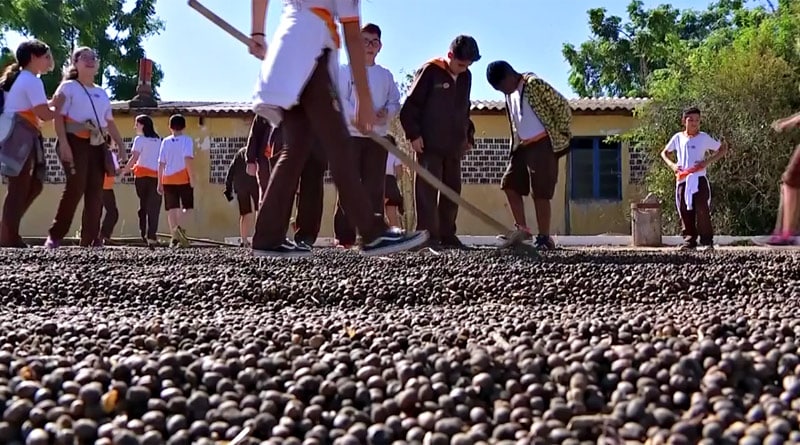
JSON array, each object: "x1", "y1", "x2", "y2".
[
  {"x1": 158, "y1": 114, "x2": 194, "y2": 248},
  {"x1": 247, "y1": 0, "x2": 428, "y2": 257},
  {"x1": 124, "y1": 114, "x2": 162, "y2": 247},
  {"x1": 224, "y1": 146, "x2": 260, "y2": 247},
  {"x1": 660, "y1": 107, "x2": 727, "y2": 250}
]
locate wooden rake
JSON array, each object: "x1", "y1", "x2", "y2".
[{"x1": 186, "y1": 0, "x2": 537, "y2": 256}]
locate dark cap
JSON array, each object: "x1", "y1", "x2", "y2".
[{"x1": 450, "y1": 35, "x2": 481, "y2": 63}]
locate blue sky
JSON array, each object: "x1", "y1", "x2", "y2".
[{"x1": 5, "y1": 0, "x2": 710, "y2": 102}]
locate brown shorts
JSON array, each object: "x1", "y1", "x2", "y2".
[
  {"x1": 236, "y1": 185, "x2": 260, "y2": 216},
  {"x1": 783, "y1": 145, "x2": 800, "y2": 188},
  {"x1": 163, "y1": 184, "x2": 194, "y2": 211},
  {"x1": 500, "y1": 136, "x2": 558, "y2": 199}
]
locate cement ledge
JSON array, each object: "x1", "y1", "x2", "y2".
[{"x1": 224, "y1": 235, "x2": 759, "y2": 248}]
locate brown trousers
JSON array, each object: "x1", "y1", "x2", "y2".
[
  {"x1": 0, "y1": 154, "x2": 43, "y2": 246},
  {"x1": 676, "y1": 176, "x2": 713, "y2": 246},
  {"x1": 415, "y1": 152, "x2": 462, "y2": 242},
  {"x1": 333, "y1": 136, "x2": 387, "y2": 245},
  {"x1": 49, "y1": 134, "x2": 106, "y2": 245},
  {"x1": 260, "y1": 153, "x2": 326, "y2": 245},
  {"x1": 252, "y1": 50, "x2": 386, "y2": 249}
]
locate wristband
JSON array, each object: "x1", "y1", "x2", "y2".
[{"x1": 251, "y1": 32, "x2": 265, "y2": 37}]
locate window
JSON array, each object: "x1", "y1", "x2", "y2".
[{"x1": 569, "y1": 136, "x2": 622, "y2": 201}]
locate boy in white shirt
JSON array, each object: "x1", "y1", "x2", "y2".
[
  {"x1": 333, "y1": 22, "x2": 401, "y2": 247},
  {"x1": 158, "y1": 114, "x2": 194, "y2": 247},
  {"x1": 660, "y1": 107, "x2": 728, "y2": 250}
]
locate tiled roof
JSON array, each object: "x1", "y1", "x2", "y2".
[
  {"x1": 472, "y1": 97, "x2": 649, "y2": 112},
  {"x1": 110, "y1": 97, "x2": 649, "y2": 115}
]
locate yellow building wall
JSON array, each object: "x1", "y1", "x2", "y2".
[{"x1": 0, "y1": 112, "x2": 640, "y2": 241}]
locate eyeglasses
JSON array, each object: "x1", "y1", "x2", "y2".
[
  {"x1": 77, "y1": 53, "x2": 98, "y2": 62},
  {"x1": 363, "y1": 38, "x2": 381, "y2": 48}
]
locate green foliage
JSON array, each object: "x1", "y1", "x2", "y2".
[
  {"x1": 0, "y1": 0, "x2": 164, "y2": 99},
  {"x1": 562, "y1": 0, "x2": 763, "y2": 97},
  {"x1": 624, "y1": 4, "x2": 800, "y2": 235}
]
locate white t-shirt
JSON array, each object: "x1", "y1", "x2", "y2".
[
  {"x1": 158, "y1": 134, "x2": 194, "y2": 179},
  {"x1": 386, "y1": 152, "x2": 401, "y2": 176},
  {"x1": 665, "y1": 131, "x2": 721, "y2": 180},
  {"x1": 56, "y1": 80, "x2": 113, "y2": 127},
  {"x1": 3, "y1": 70, "x2": 47, "y2": 113},
  {"x1": 131, "y1": 136, "x2": 162, "y2": 173},
  {"x1": 508, "y1": 84, "x2": 546, "y2": 141},
  {"x1": 338, "y1": 63, "x2": 401, "y2": 136}
]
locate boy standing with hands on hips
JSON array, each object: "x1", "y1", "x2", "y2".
[{"x1": 660, "y1": 107, "x2": 728, "y2": 250}]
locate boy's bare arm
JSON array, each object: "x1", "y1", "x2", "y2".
[
  {"x1": 699, "y1": 138, "x2": 728, "y2": 168},
  {"x1": 660, "y1": 147, "x2": 679, "y2": 172},
  {"x1": 773, "y1": 111, "x2": 800, "y2": 132}
]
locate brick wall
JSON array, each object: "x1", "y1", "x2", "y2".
[
  {"x1": 629, "y1": 147, "x2": 650, "y2": 184},
  {"x1": 21, "y1": 135, "x2": 648, "y2": 186}
]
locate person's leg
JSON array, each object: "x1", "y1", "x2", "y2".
[
  {"x1": 163, "y1": 185, "x2": 180, "y2": 241},
  {"x1": 415, "y1": 152, "x2": 444, "y2": 244},
  {"x1": 527, "y1": 139, "x2": 559, "y2": 249},
  {"x1": 295, "y1": 157, "x2": 326, "y2": 246},
  {"x1": 146, "y1": 178, "x2": 161, "y2": 242},
  {"x1": 297, "y1": 50, "x2": 426, "y2": 255},
  {"x1": 770, "y1": 145, "x2": 800, "y2": 244},
  {"x1": 438, "y1": 154, "x2": 464, "y2": 247},
  {"x1": 99, "y1": 189, "x2": 119, "y2": 241},
  {"x1": 79, "y1": 145, "x2": 107, "y2": 247},
  {"x1": 359, "y1": 137, "x2": 388, "y2": 218},
  {"x1": 134, "y1": 177, "x2": 148, "y2": 239},
  {"x1": 251, "y1": 106, "x2": 313, "y2": 254},
  {"x1": 498, "y1": 148, "x2": 533, "y2": 241},
  {"x1": 237, "y1": 186, "x2": 255, "y2": 246},
  {"x1": 384, "y1": 175, "x2": 403, "y2": 227},
  {"x1": 48, "y1": 135, "x2": 91, "y2": 246},
  {"x1": 0, "y1": 154, "x2": 34, "y2": 247},
  {"x1": 695, "y1": 177, "x2": 714, "y2": 248},
  {"x1": 333, "y1": 137, "x2": 363, "y2": 246},
  {"x1": 676, "y1": 182, "x2": 698, "y2": 249}
]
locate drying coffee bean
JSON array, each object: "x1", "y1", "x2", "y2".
[{"x1": 0, "y1": 248, "x2": 798, "y2": 442}]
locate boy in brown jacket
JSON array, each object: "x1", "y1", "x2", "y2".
[{"x1": 400, "y1": 35, "x2": 479, "y2": 249}]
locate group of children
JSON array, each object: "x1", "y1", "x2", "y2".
[{"x1": 0, "y1": 40, "x2": 197, "y2": 248}]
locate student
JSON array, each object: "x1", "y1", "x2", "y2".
[
  {"x1": 123, "y1": 114, "x2": 162, "y2": 246},
  {"x1": 0, "y1": 39, "x2": 60, "y2": 248},
  {"x1": 399, "y1": 35, "x2": 480, "y2": 249},
  {"x1": 47, "y1": 46, "x2": 127, "y2": 249},
  {"x1": 765, "y1": 112, "x2": 800, "y2": 246},
  {"x1": 224, "y1": 146, "x2": 260, "y2": 247},
  {"x1": 158, "y1": 114, "x2": 194, "y2": 248},
  {"x1": 383, "y1": 135, "x2": 405, "y2": 228},
  {"x1": 333, "y1": 22, "x2": 401, "y2": 248},
  {"x1": 263, "y1": 123, "x2": 327, "y2": 249},
  {"x1": 486, "y1": 61, "x2": 573, "y2": 250},
  {"x1": 248, "y1": 0, "x2": 428, "y2": 257},
  {"x1": 98, "y1": 172, "x2": 119, "y2": 244},
  {"x1": 660, "y1": 107, "x2": 728, "y2": 250}
]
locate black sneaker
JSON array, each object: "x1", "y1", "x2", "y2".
[
  {"x1": 295, "y1": 239, "x2": 314, "y2": 250},
  {"x1": 534, "y1": 235, "x2": 556, "y2": 250},
  {"x1": 252, "y1": 239, "x2": 312, "y2": 258},
  {"x1": 361, "y1": 229, "x2": 429, "y2": 256}
]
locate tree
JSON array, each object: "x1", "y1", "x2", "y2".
[
  {"x1": 624, "y1": 3, "x2": 800, "y2": 235},
  {"x1": 561, "y1": 0, "x2": 767, "y2": 97},
  {"x1": 0, "y1": 0, "x2": 165, "y2": 99}
]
